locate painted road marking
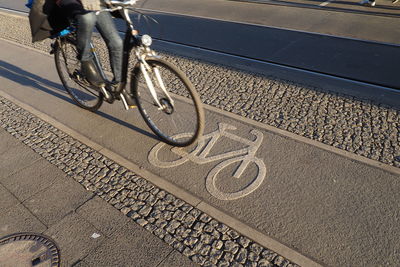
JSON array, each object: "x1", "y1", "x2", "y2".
[
  {"x1": 320, "y1": 0, "x2": 334, "y2": 6},
  {"x1": 149, "y1": 122, "x2": 267, "y2": 200}
]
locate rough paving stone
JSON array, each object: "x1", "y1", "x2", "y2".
[
  {"x1": 0, "y1": 88, "x2": 300, "y2": 267},
  {"x1": 0, "y1": 183, "x2": 20, "y2": 211},
  {"x1": 23, "y1": 177, "x2": 93, "y2": 226},
  {"x1": 1, "y1": 158, "x2": 61, "y2": 202},
  {"x1": 76, "y1": 196, "x2": 131, "y2": 237},
  {"x1": 44, "y1": 212, "x2": 105, "y2": 266},
  {"x1": 0, "y1": 204, "x2": 47, "y2": 237}
]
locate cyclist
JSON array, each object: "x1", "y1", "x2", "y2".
[{"x1": 56, "y1": 0, "x2": 123, "y2": 91}]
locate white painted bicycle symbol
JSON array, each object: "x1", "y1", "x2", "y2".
[{"x1": 148, "y1": 123, "x2": 266, "y2": 200}]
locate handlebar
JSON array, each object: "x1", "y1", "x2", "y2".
[
  {"x1": 105, "y1": 0, "x2": 137, "y2": 7},
  {"x1": 96, "y1": 0, "x2": 137, "y2": 15},
  {"x1": 95, "y1": 0, "x2": 157, "y2": 36}
]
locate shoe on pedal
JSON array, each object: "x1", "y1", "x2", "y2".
[
  {"x1": 81, "y1": 60, "x2": 105, "y2": 88},
  {"x1": 122, "y1": 90, "x2": 136, "y2": 107},
  {"x1": 106, "y1": 81, "x2": 121, "y2": 93}
]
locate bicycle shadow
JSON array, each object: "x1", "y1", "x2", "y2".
[{"x1": 0, "y1": 59, "x2": 158, "y2": 140}]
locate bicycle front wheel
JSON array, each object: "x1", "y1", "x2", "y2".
[
  {"x1": 54, "y1": 38, "x2": 103, "y2": 111},
  {"x1": 132, "y1": 57, "x2": 204, "y2": 147}
]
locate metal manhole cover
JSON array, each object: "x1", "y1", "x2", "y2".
[{"x1": 0, "y1": 233, "x2": 60, "y2": 267}]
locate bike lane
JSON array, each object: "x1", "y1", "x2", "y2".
[{"x1": 1, "y1": 39, "x2": 400, "y2": 266}]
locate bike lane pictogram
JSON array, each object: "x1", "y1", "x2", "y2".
[
  {"x1": 138, "y1": 105, "x2": 400, "y2": 267},
  {"x1": 148, "y1": 122, "x2": 267, "y2": 200}
]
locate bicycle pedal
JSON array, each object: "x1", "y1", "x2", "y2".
[
  {"x1": 72, "y1": 70, "x2": 84, "y2": 81},
  {"x1": 120, "y1": 93, "x2": 137, "y2": 110}
]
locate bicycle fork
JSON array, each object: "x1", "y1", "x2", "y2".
[{"x1": 139, "y1": 59, "x2": 174, "y2": 110}]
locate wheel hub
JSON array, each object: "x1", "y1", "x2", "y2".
[{"x1": 160, "y1": 98, "x2": 174, "y2": 114}]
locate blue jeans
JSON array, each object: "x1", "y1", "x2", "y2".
[{"x1": 75, "y1": 12, "x2": 123, "y2": 83}]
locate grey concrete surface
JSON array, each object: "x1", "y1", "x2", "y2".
[
  {"x1": 158, "y1": 251, "x2": 197, "y2": 267},
  {"x1": 1, "y1": 158, "x2": 61, "y2": 201},
  {"x1": 76, "y1": 196, "x2": 132, "y2": 237},
  {"x1": 0, "y1": 129, "x2": 202, "y2": 266},
  {"x1": 129, "y1": 9, "x2": 400, "y2": 88},
  {"x1": 0, "y1": 35, "x2": 399, "y2": 266},
  {"x1": 79, "y1": 222, "x2": 173, "y2": 267},
  {"x1": 134, "y1": 0, "x2": 400, "y2": 44},
  {"x1": 44, "y1": 213, "x2": 106, "y2": 266},
  {"x1": 0, "y1": 183, "x2": 20, "y2": 211},
  {"x1": 23, "y1": 177, "x2": 94, "y2": 226},
  {"x1": 0, "y1": 137, "x2": 42, "y2": 176},
  {"x1": 0, "y1": 204, "x2": 47, "y2": 237}
]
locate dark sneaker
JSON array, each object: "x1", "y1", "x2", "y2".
[
  {"x1": 106, "y1": 81, "x2": 121, "y2": 93},
  {"x1": 81, "y1": 60, "x2": 105, "y2": 87}
]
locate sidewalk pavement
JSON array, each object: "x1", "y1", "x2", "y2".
[
  {"x1": 0, "y1": 127, "x2": 195, "y2": 266},
  {"x1": 1, "y1": 17, "x2": 400, "y2": 265},
  {"x1": 0, "y1": 89, "x2": 307, "y2": 267}
]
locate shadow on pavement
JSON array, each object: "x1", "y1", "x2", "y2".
[{"x1": 0, "y1": 60, "x2": 159, "y2": 141}]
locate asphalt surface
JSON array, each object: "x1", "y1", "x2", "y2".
[
  {"x1": 1, "y1": 0, "x2": 400, "y2": 89},
  {"x1": 130, "y1": 10, "x2": 400, "y2": 88},
  {"x1": 2, "y1": 11, "x2": 400, "y2": 170},
  {"x1": 1, "y1": 19, "x2": 400, "y2": 267},
  {"x1": 1, "y1": 1, "x2": 400, "y2": 266}
]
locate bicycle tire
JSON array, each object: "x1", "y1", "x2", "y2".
[
  {"x1": 54, "y1": 38, "x2": 103, "y2": 111},
  {"x1": 132, "y1": 57, "x2": 204, "y2": 147}
]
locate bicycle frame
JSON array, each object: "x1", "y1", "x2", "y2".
[
  {"x1": 53, "y1": 0, "x2": 204, "y2": 148},
  {"x1": 55, "y1": 2, "x2": 171, "y2": 111},
  {"x1": 108, "y1": 4, "x2": 173, "y2": 111}
]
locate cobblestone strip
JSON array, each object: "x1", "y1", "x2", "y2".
[
  {"x1": 0, "y1": 96, "x2": 300, "y2": 267},
  {"x1": 1, "y1": 11, "x2": 399, "y2": 168}
]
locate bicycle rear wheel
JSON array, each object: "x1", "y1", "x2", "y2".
[
  {"x1": 132, "y1": 57, "x2": 204, "y2": 147},
  {"x1": 54, "y1": 38, "x2": 103, "y2": 111}
]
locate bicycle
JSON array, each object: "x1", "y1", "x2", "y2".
[
  {"x1": 52, "y1": 0, "x2": 204, "y2": 147},
  {"x1": 148, "y1": 123, "x2": 266, "y2": 200}
]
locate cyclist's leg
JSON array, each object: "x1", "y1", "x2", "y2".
[
  {"x1": 58, "y1": 1, "x2": 103, "y2": 86},
  {"x1": 74, "y1": 12, "x2": 96, "y2": 62},
  {"x1": 58, "y1": 1, "x2": 93, "y2": 60},
  {"x1": 74, "y1": 12, "x2": 105, "y2": 86},
  {"x1": 95, "y1": 12, "x2": 123, "y2": 87}
]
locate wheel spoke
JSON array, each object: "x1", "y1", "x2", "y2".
[
  {"x1": 134, "y1": 58, "x2": 204, "y2": 147},
  {"x1": 54, "y1": 38, "x2": 103, "y2": 111}
]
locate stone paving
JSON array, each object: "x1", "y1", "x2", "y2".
[
  {"x1": 0, "y1": 95, "x2": 299, "y2": 267},
  {"x1": 1, "y1": 11, "x2": 399, "y2": 169}
]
